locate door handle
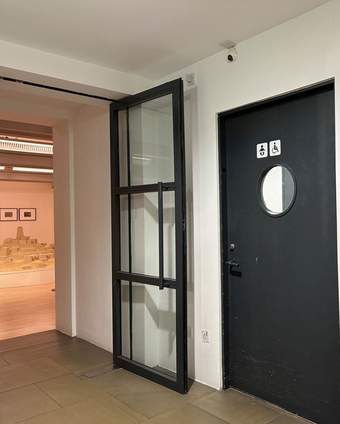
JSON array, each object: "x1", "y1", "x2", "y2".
[
  {"x1": 226, "y1": 260, "x2": 240, "y2": 268},
  {"x1": 226, "y1": 260, "x2": 241, "y2": 276},
  {"x1": 158, "y1": 182, "x2": 164, "y2": 290}
]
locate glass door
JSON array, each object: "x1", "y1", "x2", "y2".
[{"x1": 110, "y1": 79, "x2": 187, "y2": 393}]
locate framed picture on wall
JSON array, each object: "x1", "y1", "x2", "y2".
[
  {"x1": 19, "y1": 208, "x2": 37, "y2": 221},
  {"x1": 0, "y1": 208, "x2": 18, "y2": 221}
]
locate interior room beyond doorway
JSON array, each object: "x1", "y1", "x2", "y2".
[{"x1": 0, "y1": 123, "x2": 55, "y2": 340}]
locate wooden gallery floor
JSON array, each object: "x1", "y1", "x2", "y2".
[{"x1": 0, "y1": 282, "x2": 55, "y2": 340}]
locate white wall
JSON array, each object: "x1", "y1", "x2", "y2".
[
  {"x1": 158, "y1": 0, "x2": 340, "y2": 389},
  {"x1": 72, "y1": 105, "x2": 112, "y2": 352},
  {"x1": 53, "y1": 121, "x2": 76, "y2": 337}
]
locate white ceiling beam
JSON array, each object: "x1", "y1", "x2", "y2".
[{"x1": 0, "y1": 39, "x2": 153, "y2": 99}]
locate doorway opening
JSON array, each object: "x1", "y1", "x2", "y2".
[
  {"x1": 219, "y1": 81, "x2": 340, "y2": 424},
  {"x1": 0, "y1": 122, "x2": 55, "y2": 340}
]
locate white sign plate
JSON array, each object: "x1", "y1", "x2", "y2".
[
  {"x1": 256, "y1": 143, "x2": 268, "y2": 159},
  {"x1": 269, "y1": 140, "x2": 281, "y2": 156}
]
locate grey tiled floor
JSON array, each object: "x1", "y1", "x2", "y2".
[{"x1": 0, "y1": 331, "x2": 314, "y2": 423}]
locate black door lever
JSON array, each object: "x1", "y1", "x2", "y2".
[
  {"x1": 226, "y1": 260, "x2": 240, "y2": 268},
  {"x1": 226, "y1": 260, "x2": 241, "y2": 276}
]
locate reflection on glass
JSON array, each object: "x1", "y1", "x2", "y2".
[
  {"x1": 261, "y1": 165, "x2": 296, "y2": 215},
  {"x1": 118, "y1": 110, "x2": 128, "y2": 186},
  {"x1": 130, "y1": 192, "x2": 176, "y2": 278},
  {"x1": 163, "y1": 191, "x2": 176, "y2": 279},
  {"x1": 132, "y1": 283, "x2": 176, "y2": 375},
  {"x1": 121, "y1": 281, "x2": 130, "y2": 358},
  {"x1": 120, "y1": 195, "x2": 129, "y2": 272},
  {"x1": 131, "y1": 193, "x2": 159, "y2": 276},
  {"x1": 129, "y1": 94, "x2": 174, "y2": 185}
]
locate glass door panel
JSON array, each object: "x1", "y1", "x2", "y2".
[
  {"x1": 111, "y1": 79, "x2": 186, "y2": 393},
  {"x1": 129, "y1": 94, "x2": 174, "y2": 185},
  {"x1": 131, "y1": 283, "x2": 176, "y2": 376},
  {"x1": 131, "y1": 193, "x2": 159, "y2": 276}
]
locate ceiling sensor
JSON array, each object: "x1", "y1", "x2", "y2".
[
  {"x1": 226, "y1": 47, "x2": 238, "y2": 63},
  {"x1": 220, "y1": 40, "x2": 238, "y2": 63}
]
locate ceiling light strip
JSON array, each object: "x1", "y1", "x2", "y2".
[
  {"x1": 0, "y1": 139, "x2": 53, "y2": 155},
  {"x1": 12, "y1": 166, "x2": 53, "y2": 174}
]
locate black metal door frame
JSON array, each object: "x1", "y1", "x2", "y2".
[
  {"x1": 218, "y1": 78, "x2": 336, "y2": 390},
  {"x1": 110, "y1": 79, "x2": 187, "y2": 393}
]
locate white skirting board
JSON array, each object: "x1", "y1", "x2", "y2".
[{"x1": 0, "y1": 268, "x2": 55, "y2": 288}]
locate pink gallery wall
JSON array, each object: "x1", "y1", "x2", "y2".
[{"x1": 0, "y1": 181, "x2": 54, "y2": 245}]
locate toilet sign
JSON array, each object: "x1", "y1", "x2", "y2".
[
  {"x1": 256, "y1": 143, "x2": 268, "y2": 158},
  {"x1": 256, "y1": 140, "x2": 281, "y2": 159},
  {"x1": 269, "y1": 140, "x2": 281, "y2": 156}
]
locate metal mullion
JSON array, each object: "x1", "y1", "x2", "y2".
[
  {"x1": 114, "y1": 80, "x2": 181, "y2": 109},
  {"x1": 116, "y1": 357, "x2": 178, "y2": 391},
  {"x1": 114, "y1": 271, "x2": 176, "y2": 289},
  {"x1": 116, "y1": 182, "x2": 175, "y2": 195},
  {"x1": 110, "y1": 107, "x2": 121, "y2": 366},
  {"x1": 126, "y1": 108, "x2": 133, "y2": 361},
  {"x1": 173, "y1": 79, "x2": 187, "y2": 393},
  {"x1": 158, "y1": 182, "x2": 164, "y2": 290}
]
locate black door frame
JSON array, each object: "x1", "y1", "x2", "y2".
[
  {"x1": 110, "y1": 79, "x2": 187, "y2": 393},
  {"x1": 218, "y1": 78, "x2": 336, "y2": 389}
]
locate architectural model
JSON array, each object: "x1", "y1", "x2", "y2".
[{"x1": 0, "y1": 226, "x2": 54, "y2": 272}]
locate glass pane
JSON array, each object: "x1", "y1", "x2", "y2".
[
  {"x1": 131, "y1": 283, "x2": 176, "y2": 375},
  {"x1": 261, "y1": 165, "x2": 296, "y2": 215},
  {"x1": 130, "y1": 191, "x2": 176, "y2": 278},
  {"x1": 118, "y1": 110, "x2": 128, "y2": 186},
  {"x1": 129, "y1": 94, "x2": 174, "y2": 185},
  {"x1": 120, "y1": 195, "x2": 129, "y2": 272},
  {"x1": 121, "y1": 281, "x2": 130, "y2": 358},
  {"x1": 131, "y1": 193, "x2": 159, "y2": 276}
]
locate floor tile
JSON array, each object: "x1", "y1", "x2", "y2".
[
  {"x1": 193, "y1": 389, "x2": 280, "y2": 424},
  {"x1": 78, "y1": 363, "x2": 113, "y2": 378},
  {"x1": 0, "y1": 330, "x2": 70, "y2": 354},
  {"x1": 185, "y1": 380, "x2": 216, "y2": 401},
  {"x1": 37, "y1": 374, "x2": 103, "y2": 406},
  {"x1": 268, "y1": 415, "x2": 314, "y2": 424},
  {"x1": 0, "y1": 385, "x2": 59, "y2": 423},
  {"x1": 89, "y1": 368, "x2": 167, "y2": 396},
  {"x1": 3, "y1": 337, "x2": 112, "y2": 374},
  {"x1": 67, "y1": 395, "x2": 145, "y2": 423},
  {"x1": 2, "y1": 341, "x2": 66, "y2": 364},
  {"x1": 0, "y1": 357, "x2": 68, "y2": 392},
  {"x1": 148, "y1": 403, "x2": 227, "y2": 424},
  {"x1": 46, "y1": 340, "x2": 113, "y2": 373},
  {"x1": 115, "y1": 390, "x2": 187, "y2": 419},
  {"x1": 25, "y1": 395, "x2": 143, "y2": 424},
  {"x1": 23, "y1": 408, "x2": 73, "y2": 424}
]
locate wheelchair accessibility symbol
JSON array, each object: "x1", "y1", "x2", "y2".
[{"x1": 269, "y1": 140, "x2": 281, "y2": 156}]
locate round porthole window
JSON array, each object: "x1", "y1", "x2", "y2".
[{"x1": 260, "y1": 165, "x2": 296, "y2": 216}]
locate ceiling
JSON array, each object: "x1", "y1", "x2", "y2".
[
  {"x1": 0, "y1": 0, "x2": 329, "y2": 79},
  {"x1": 0, "y1": 80, "x2": 108, "y2": 126}
]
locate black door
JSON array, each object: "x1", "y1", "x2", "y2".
[
  {"x1": 220, "y1": 82, "x2": 340, "y2": 423},
  {"x1": 110, "y1": 79, "x2": 187, "y2": 393}
]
